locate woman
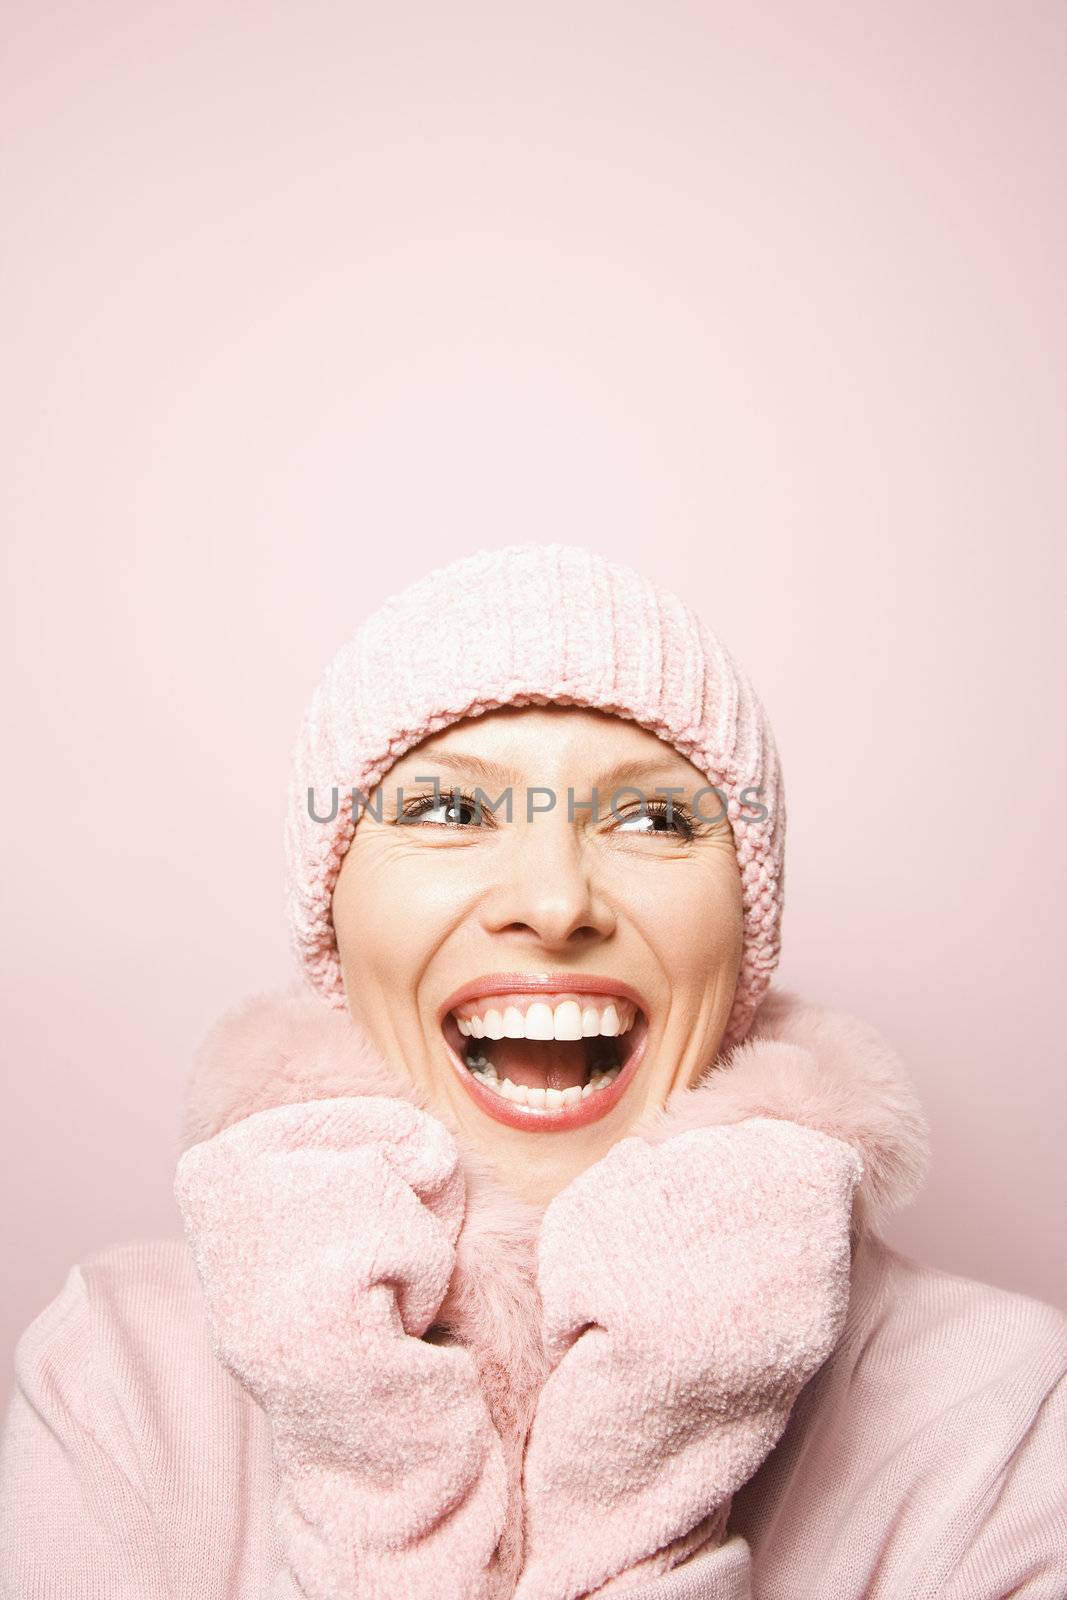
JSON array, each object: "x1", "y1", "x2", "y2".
[{"x1": 2, "y1": 542, "x2": 1065, "y2": 1599}]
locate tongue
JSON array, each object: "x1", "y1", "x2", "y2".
[{"x1": 485, "y1": 1037, "x2": 595, "y2": 1092}]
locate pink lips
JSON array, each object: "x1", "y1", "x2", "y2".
[{"x1": 436, "y1": 972, "x2": 649, "y2": 1134}]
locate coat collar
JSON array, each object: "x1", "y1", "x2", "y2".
[
  {"x1": 176, "y1": 980, "x2": 931, "y2": 1386},
  {"x1": 177, "y1": 978, "x2": 931, "y2": 1237}
]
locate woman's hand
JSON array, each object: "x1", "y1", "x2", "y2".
[
  {"x1": 174, "y1": 1096, "x2": 463, "y2": 1404},
  {"x1": 174, "y1": 1096, "x2": 509, "y2": 1600},
  {"x1": 515, "y1": 1116, "x2": 863, "y2": 1600}
]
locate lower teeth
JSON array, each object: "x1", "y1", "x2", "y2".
[{"x1": 463, "y1": 1048, "x2": 621, "y2": 1111}]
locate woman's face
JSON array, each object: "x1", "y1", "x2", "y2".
[{"x1": 332, "y1": 706, "x2": 744, "y2": 1205}]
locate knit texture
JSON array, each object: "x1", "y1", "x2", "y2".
[
  {"x1": 515, "y1": 1120, "x2": 862, "y2": 1600},
  {"x1": 5, "y1": 1223, "x2": 1067, "y2": 1596},
  {"x1": 173, "y1": 1096, "x2": 510, "y2": 1600},
  {"x1": 284, "y1": 544, "x2": 785, "y2": 1054},
  {"x1": 174, "y1": 1093, "x2": 861, "y2": 1600}
]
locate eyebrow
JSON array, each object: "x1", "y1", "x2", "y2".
[{"x1": 400, "y1": 744, "x2": 703, "y2": 792}]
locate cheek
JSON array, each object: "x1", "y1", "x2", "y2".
[
  {"x1": 699, "y1": 873, "x2": 745, "y2": 970},
  {"x1": 630, "y1": 857, "x2": 744, "y2": 965},
  {"x1": 332, "y1": 843, "x2": 461, "y2": 998}
]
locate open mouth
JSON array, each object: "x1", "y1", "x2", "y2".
[{"x1": 437, "y1": 980, "x2": 649, "y2": 1132}]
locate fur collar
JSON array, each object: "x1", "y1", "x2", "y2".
[
  {"x1": 177, "y1": 979, "x2": 931, "y2": 1234},
  {"x1": 176, "y1": 980, "x2": 931, "y2": 1353},
  {"x1": 175, "y1": 981, "x2": 930, "y2": 1588},
  {"x1": 175, "y1": 978, "x2": 931, "y2": 1378}
]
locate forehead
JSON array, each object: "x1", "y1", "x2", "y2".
[{"x1": 388, "y1": 704, "x2": 708, "y2": 786}]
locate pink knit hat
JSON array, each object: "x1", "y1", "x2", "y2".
[{"x1": 284, "y1": 543, "x2": 785, "y2": 1054}]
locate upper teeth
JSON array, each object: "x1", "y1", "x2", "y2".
[{"x1": 452, "y1": 996, "x2": 637, "y2": 1040}]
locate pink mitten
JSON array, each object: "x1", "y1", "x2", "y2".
[
  {"x1": 174, "y1": 1096, "x2": 509, "y2": 1600},
  {"x1": 515, "y1": 1116, "x2": 863, "y2": 1600}
]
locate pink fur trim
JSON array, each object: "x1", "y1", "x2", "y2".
[
  {"x1": 178, "y1": 978, "x2": 929, "y2": 1247},
  {"x1": 435, "y1": 1153, "x2": 546, "y2": 1592},
  {"x1": 629, "y1": 986, "x2": 930, "y2": 1235},
  {"x1": 177, "y1": 980, "x2": 417, "y2": 1151}
]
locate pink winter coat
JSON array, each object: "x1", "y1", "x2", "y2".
[{"x1": 1, "y1": 985, "x2": 1066, "y2": 1598}]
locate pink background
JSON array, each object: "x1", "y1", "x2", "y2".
[{"x1": 3, "y1": 2, "x2": 1065, "y2": 1396}]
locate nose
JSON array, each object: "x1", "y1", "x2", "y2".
[{"x1": 479, "y1": 807, "x2": 616, "y2": 951}]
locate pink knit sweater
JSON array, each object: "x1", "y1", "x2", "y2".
[{"x1": 2, "y1": 987, "x2": 1066, "y2": 1598}]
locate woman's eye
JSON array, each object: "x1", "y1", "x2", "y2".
[
  {"x1": 401, "y1": 791, "x2": 488, "y2": 827},
  {"x1": 615, "y1": 802, "x2": 695, "y2": 839}
]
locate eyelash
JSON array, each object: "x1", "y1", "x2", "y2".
[
  {"x1": 399, "y1": 788, "x2": 700, "y2": 840},
  {"x1": 399, "y1": 790, "x2": 478, "y2": 826}
]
